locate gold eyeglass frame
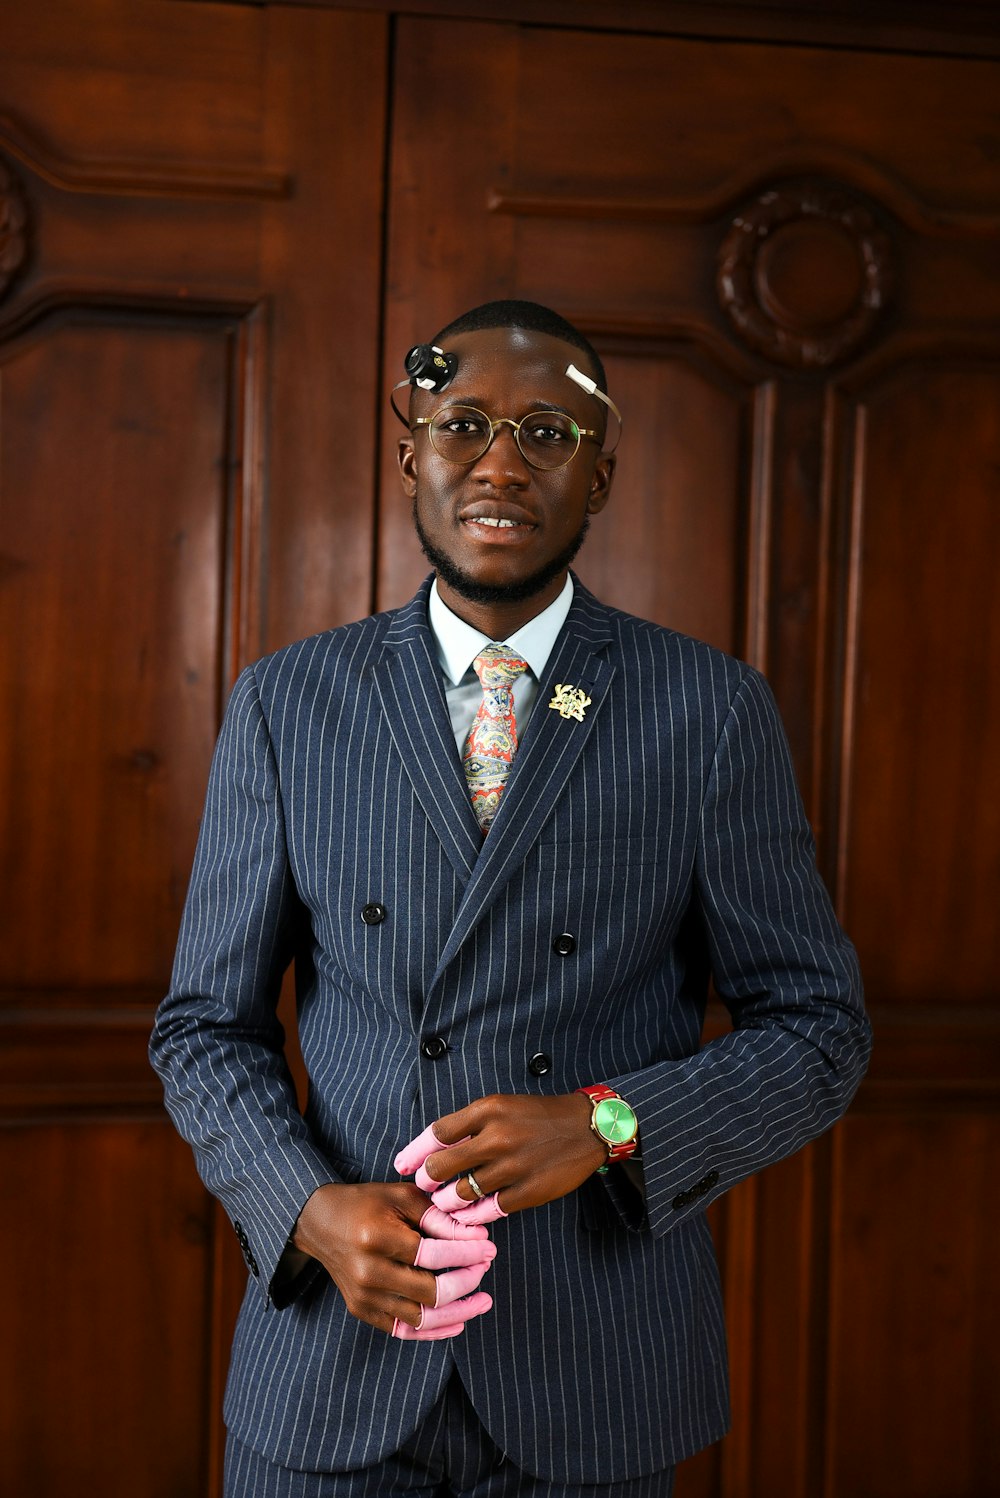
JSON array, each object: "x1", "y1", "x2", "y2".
[{"x1": 411, "y1": 405, "x2": 603, "y2": 471}]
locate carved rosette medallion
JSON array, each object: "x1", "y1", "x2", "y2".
[
  {"x1": 0, "y1": 155, "x2": 30, "y2": 302},
  {"x1": 717, "y1": 181, "x2": 892, "y2": 369}
]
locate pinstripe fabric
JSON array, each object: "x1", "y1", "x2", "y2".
[
  {"x1": 150, "y1": 574, "x2": 870, "y2": 1484},
  {"x1": 224, "y1": 1374, "x2": 675, "y2": 1496}
]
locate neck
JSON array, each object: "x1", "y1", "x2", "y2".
[{"x1": 435, "y1": 572, "x2": 567, "y2": 639}]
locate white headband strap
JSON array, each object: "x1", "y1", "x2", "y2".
[{"x1": 565, "y1": 363, "x2": 623, "y2": 449}]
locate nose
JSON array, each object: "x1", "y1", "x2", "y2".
[{"x1": 469, "y1": 419, "x2": 531, "y2": 485}]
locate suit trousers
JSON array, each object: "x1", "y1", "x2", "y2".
[{"x1": 223, "y1": 1372, "x2": 675, "y2": 1498}]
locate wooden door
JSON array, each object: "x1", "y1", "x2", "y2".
[
  {"x1": 380, "y1": 21, "x2": 1000, "y2": 1498},
  {"x1": 0, "y1": 2, "x2": 387, "y2": 1492},
  {"x1": 3, "y1": 4, "x2": 998, "y2": 1495}
]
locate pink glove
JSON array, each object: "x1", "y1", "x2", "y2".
[
  {"x1": 391, "y1": 1286, "x2": 493, "y2": 1340},
  {"x1": 391, "y1": 1205, "x2": 494, "y2": 1340},
  {"x1": 430, "y1": 1185, "x2": 508, "y2": 1226},
  {"x1": 412, "y1": 1237, "x2": 492, "y2": 1273},
  {"x1": 396, "y1": 1124, "x2": 509, "y2": 1225},
  {"x1": 396, "y1": 1122, "x2": 480, "y2": 1200},
  {"x1": 414, "y1": 1202, "x2": 491, "y2": 1242},
  {"x1": 394, "y1": 1123, "x2": 470, "y2": 1184}
]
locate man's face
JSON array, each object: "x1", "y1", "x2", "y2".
[{"x1": 397, "y1": 327, "x2": 615, "y2": 611}]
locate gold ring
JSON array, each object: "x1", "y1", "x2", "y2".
[{"x1": 466, "y1": 1171, "x2": 485, "y2": 1200}]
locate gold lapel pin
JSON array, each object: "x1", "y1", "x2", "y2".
[{"x1": 548, "y1": 683, "x2": 592, "y2": 723}]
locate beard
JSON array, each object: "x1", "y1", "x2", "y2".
[{"x1": 413, "y1": 502, "x2": 590, "y2": 606}]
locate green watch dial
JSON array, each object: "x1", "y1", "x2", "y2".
[{"x1": 593, "y1": 1097, "x2": 637, "y2": 1145}]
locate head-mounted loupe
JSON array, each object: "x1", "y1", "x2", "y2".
[
  {"x1": 390, "y1": 344, "x2": 457, "y2": 424},
  {"x1": 390, "y1": 343, "x2": 622, "y2": 451}
]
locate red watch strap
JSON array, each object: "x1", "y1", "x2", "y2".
[
  {"x1": 576, "y1": 1083, "x2": 618, "y2": 1104},
  {"x1": 575, "y1": 1084, "x2": 638, "y2": 1162}
]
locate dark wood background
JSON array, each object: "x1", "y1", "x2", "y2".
[{"x1": 1, "y1": 2, "x2": 998, "y2": 1494}]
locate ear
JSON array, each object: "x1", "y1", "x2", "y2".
[
  {"x1": 398, "y1": 437, "x2": 418, "y2": 499},
  {"x1": 586, "y1": 453, "x2": 615, "y2": 515}
]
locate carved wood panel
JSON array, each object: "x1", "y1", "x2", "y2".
[
  {"x1": 827, "y1": 356, "x2": 1000, "y2": 1008},
  {"x1": 827, "y1": 1108, "x2": 1000, "y2": 1498},
  {"x1": 0, "y1": 1119, "x2": 216, "y2": 1494},
  {"x1": 575, "y1": 346, "x2": 757, "y2": 653},
  {"x1": 0, "y1": 314, "x2": 240, "y2": 989},
  {"x1": 0, "y1": 2, "x2": 388, "y2": 1493},
  {"x1": 382, "y1": 18, "x2": 1000, "y2": 1498},
  {"x1": 3, "y1": 3, "x2": 999, "y2": 1494},
  {"x1": 0, "y1": 152, "x2": 28, "y2": 294}
]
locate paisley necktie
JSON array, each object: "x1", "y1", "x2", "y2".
[{"x1": 463, "y1": 645, "x2": 529, "y2": 833}]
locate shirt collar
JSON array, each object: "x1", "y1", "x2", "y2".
[{"x1": 428, "y1": 574, "x2": 574, "y2": 686}]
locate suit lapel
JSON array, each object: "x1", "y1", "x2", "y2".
[
  {"x1": 371, "y1": 583, "x2": 482, "y2": 884},
  {"x1": 427, "y1": 581, "x2": 616, "y2": 987}
]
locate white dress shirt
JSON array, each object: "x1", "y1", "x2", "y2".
[{"x1": 428, "y1": 575, "x2": 574, "y2": 754}]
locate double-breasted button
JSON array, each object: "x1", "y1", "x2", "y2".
[
  {"x1": 552, "y1": 932, "x2": 576, "y2": 956},
  {"x1": 528, "y1": 1052, "x2": 552, "y2": 1077},
  {"x1": 360, "y1": 902, "x2": 387, "y2": 925},
  {"x1": 420, "y1": 1035, "x2": 448, "y2": 1060},
  {"x1": 672, "y1": 1169, "x2": 720, "y2": 1210},
  {"x1": 233, "y1": 1222, "x2": 259, "y2": 1275}
]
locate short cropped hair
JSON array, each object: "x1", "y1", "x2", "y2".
[{"x1": 433, "y1": 299, "x2": 607, "y2": 394}]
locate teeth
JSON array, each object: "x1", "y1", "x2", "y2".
[{"x1": 476, "y1": 517, "x2": 518, "y2": 528}]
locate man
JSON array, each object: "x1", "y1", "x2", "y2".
[{"x1": 151, "y1": 300, "x2": 870, "y2": 1496}]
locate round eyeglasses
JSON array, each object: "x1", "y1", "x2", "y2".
[{"x1": 411, "y1": 405, "x2": 602, "y2": 471}]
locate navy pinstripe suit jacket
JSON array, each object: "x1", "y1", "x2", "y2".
[{"x1": 150, "y1": 576, "x2": 870, "y2": 1483}]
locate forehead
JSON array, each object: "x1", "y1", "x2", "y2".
[{"x1": 428, "y1": 327, "x2": 591, "y2": 412}]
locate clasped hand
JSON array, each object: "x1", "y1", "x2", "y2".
[
  {"x1": 292, "y1": 1184, "x2": 496, "y2": 1343},
  {"x1": 294, "y1": 1093, "x2": 604, "y2": 1343},
  {"x1": 395, "y1": 1091, "x2": 605, "y2": 1221}
]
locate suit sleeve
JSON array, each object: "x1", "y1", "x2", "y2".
[
  {"x1": 149, "y1": 665, "x2": 339, "y2": 1307},
  {"x1": 603, "y1": 665, "x2": 871, "y2": 1237}
]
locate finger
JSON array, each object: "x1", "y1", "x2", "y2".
[
  {"x1": 392, "y1": 1318, "x2": 464, "y2": 1341},
  {"x1": 432, "y1": 1260, "x2": 493, "y2": 1309},
  {"x1": 415, "y1": 1147, "x2": 475, "y2": 1194},
  {"x1": 393, "y1": 1123, "x2": 449, "y2": 1176},
  {"x1": 430, "y1": 1103, "x2": 491, "y2": 1148},
  {"x1": 413, "y1": 1235, "x2": 496, "y2": 1271},
  {"x1": 415, "y1": 1290, "x2": 492, "y2": 1332},
  {"x1": 429, "y1": 1179, "x2": 475, "y2": 1213},
  {"x1": 414, "y1": 1158, "x2": 443, "y2": 1194},
  {"x1": 447, "y1": 1192, "x2": 508, "y2": 1226},
  {"x1": 396, "y1": 1129, "x2": 473, "y2": 1178},
  {"x1": 377, "y1": 1261, "x2": 441, "y2": 1314},
  {"x1": 417, "y1": 1136, "x2": 492, "y2": 1189},
  {"x1": 418, "y1": 1203, "x2": 489, "y2": 1241}
]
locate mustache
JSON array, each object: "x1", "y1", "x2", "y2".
[{"x1": 412, "y1": 503, "x2": 589, "y2": 606}]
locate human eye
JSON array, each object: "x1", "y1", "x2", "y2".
[
  {"x1": 435, "y1": 408, "x2": 489, "y2": 436},
  {"x1": 524, "y1": 414, "x2": 577, "y2": 446}
]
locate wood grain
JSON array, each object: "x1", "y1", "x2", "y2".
[{"x1": 3, "y1": 3, "x2": 999, "y2": 1493}]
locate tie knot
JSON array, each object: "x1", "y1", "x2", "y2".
[{"x1": 473, "y1": 645, "x2": 529, "y2": 691}]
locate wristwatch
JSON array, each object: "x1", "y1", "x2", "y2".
[{"x1": 576, "y1": 1084, "x2": 639, "y2": 1173}]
